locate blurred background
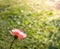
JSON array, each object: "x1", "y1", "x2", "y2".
[{"x1": 0, "y1": 0, "x2": 60, "y2": 49}]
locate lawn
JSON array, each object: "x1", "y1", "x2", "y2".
[{"x1": 0, "y1": 0, "x2": 60, "y2": 49}]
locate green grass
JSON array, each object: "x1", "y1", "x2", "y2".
[{"x1": 0, "y1": 0, "x2": 60, "y2": 49}]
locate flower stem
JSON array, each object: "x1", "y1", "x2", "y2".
[{"x1": 10, "y1": 37, "x2": 16, "y2": 49}]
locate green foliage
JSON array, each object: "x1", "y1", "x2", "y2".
[{"x1": 0, "y1": 0, "x2": 60, "y2": 49}]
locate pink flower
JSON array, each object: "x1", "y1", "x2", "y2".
[
  {"x1": 56, "y1": 3, "x2": 60, "y2": 9},
  {"x1": 10, "y1": 29, "x2": 27, "y2": 40}
]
